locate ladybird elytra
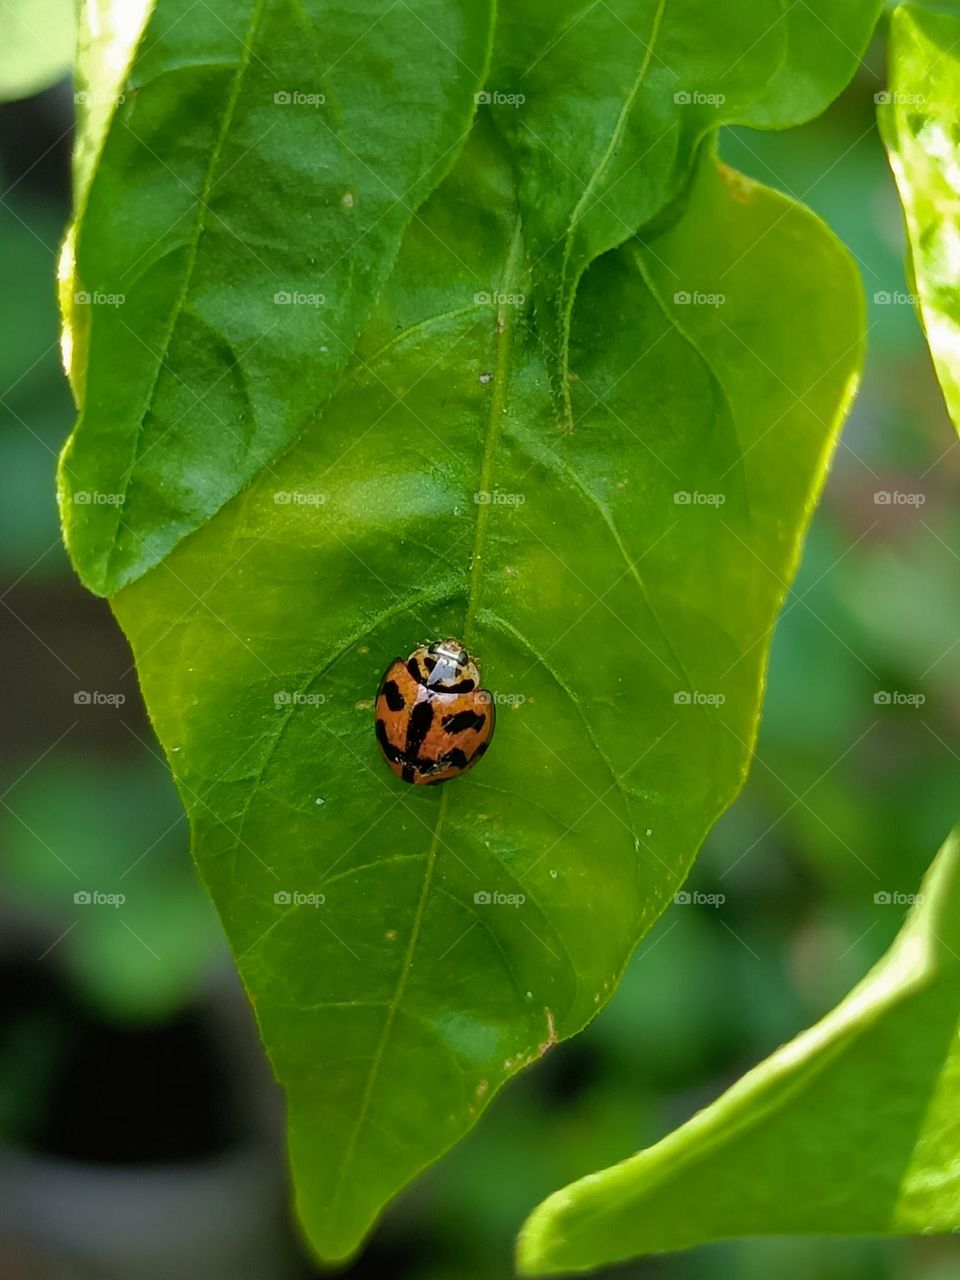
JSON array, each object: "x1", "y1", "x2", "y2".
[{"x1": 374, "y1": 639, "x2": 495, "y2": 785}]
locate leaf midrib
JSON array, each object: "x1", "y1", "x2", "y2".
[{"x1": 327, "y1": 213, "x2": 526, "y2": 1215}]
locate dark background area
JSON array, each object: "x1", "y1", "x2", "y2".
[{"x1": 1, "y1": 22, "x2": 959, "y2": 1280}]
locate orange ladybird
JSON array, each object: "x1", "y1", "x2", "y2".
[{"x1": 374, "y1": 639, "x2": 495, "y2": 785}]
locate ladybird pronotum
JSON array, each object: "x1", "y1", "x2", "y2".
[{"x1": 374, "y1": 639, "x2": 495, "y2": 785}]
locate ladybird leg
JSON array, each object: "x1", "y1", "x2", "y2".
[{"x1": 435, "y1": 746, "x2": 469, "y2": 773}]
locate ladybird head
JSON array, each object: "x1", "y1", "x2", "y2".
[{"x1": 415, "y1": 638, "x2": 479, "y2": 691}]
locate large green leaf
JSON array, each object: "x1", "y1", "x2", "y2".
[
  {"x1": 518, "y1": 826, "x2": 960, "y2": 1275},
  {"x1": 489, "y1": 0, "x2": 882, "y2": 410},
  {"x1": 58, "y1": 0, "x2": 494, "y2": 593},
  {"x1": 104, "y1": 131, "x2": 864, "y2": 1258},
  {"x1": 56, "y1": 0, "x2": 884, "y2": 1261},
  {"x1": 880, "y1": 4, "x2": 960, "y2": 436}
]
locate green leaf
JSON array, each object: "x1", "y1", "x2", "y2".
[
  {"x1": 58, "y1": 0, "x2": 494, "y2": 593},
  {"x1": 102, "y1": 129, "x2": 864, "y2": 1259},
  {"x1": 489, "y1": 0, "x2": 882, "y2": 411},
  {"x1": 0, "y1": 0, "x2": 75, "y2": 102},
  {"x1": 880, "y1": 4, "x2": 960, "y2": 436},
  {"x1": 517, "y1": 826, "x2": 960, "y2": 1275}
]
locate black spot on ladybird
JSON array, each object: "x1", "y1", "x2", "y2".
[
  {"x1": 382, "y1": 680, "x2": 405, "y2": 712},
  {"x1": 405, "y1": 700, "x2": 434, "y2": 756},
  {"x1": 443, "y1": 709, "x2": 486, "y2": 735}
]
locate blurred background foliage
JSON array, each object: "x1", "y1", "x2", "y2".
[{"x1": 0, "y1": 13, "x2": 958, "y2": 1279}]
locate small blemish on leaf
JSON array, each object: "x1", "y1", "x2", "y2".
[
  {"x1": 718, "y1": 162, "x2": 753, "y2": 202},
  {"x1": 385, "y1": 929, "x2": 397, "y2": 941},
  {"x1": 355, "y1": 699, "x2": 374, "y2": 711},
  {"x1": 476, "y1": 1078, "x2": 488, "y2": 1096}
]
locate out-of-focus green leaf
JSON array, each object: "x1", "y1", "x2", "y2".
[
  {"x1": 107, "y1": 135, "x2": 864, "y2": 1258},
  {"x1": 490, "y1": 0, "x2": 882, "y2": 409},
  {"x1": 881, "y1": 4, "x2": 960, "y2": 435},
  {"x1": 0, "y1": 758, "x2": 223, "y2": 1021},
  {"x1": 58, "y1": 0, "x2": 494, "y2": 593},
  {"x1": 0, "y1": 0, "x2": 74, "y2": 102},
  {"x1": 518, "y1": 827, "x2": 960, "y2": 1275}
]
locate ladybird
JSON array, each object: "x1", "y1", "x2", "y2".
[{"x1": 374, "y1": 639, "x2": 495, "y2": 785}]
